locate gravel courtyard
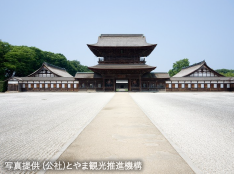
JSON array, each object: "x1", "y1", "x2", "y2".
[
  {"x1": 0, "y1": 92, "x2": 114, "y2": 173},
  {"x1": 130, "y1": 92, "x2": 234, "y2": 174},
  {"x1": 1, "y1": 92, "x2": 234, "y2": 174}
]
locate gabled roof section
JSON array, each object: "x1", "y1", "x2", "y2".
[
  {"x1": 173, "y1": 60, "x2": 224, "y2": 77},
  {"x1": 142, "y1": 72, "x2": 170, "y2": 79},
  {"x1": 170, "y1": 77, "x2": 234, "y2": 81},
  {"x1": 20, "y1": 77, "x2": 74, "y2": 81},
  {"x1": 75, "y1": 72, "x2": 102, "y2": 78},
  {"x1": 28, "y1": 62, "x2": 73, "y2": 77},
  {"x1": 88, "y1": 34, "x2": 156, "y2": 47}
]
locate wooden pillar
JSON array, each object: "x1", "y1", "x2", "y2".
[
  {"x1": 129, "y1": 78, "x2": 131, "y2": 91},
  {"x1": 113, "y1": 78, "x2": 115, "y2": 92},
  {"x1": 148, "y1": 81, "x2": 150, "y2": 91},
  {"x1": 102, "y1": 77, "x2": 105, "y2": 91},
  {"x1": 139, "y1": 75, "x2": 142, "y2": 91}
]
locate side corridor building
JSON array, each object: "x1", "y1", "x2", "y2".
[{"x1": 7, "y1": 34, "x2": 234, "y2": 92}]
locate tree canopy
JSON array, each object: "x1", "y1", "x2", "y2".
[
  {"x1": 168, "y1": 58, "x2": 190, "y2": 77},
  {"x1": 168, "y1": 58, "x2": 234, "y2": 77},
  {"x1": 216, "y1": 69, "x2": 234, "y2": 77},
  {"x1": 0, "y1": 40, "x2": 91, "y2": 80}
]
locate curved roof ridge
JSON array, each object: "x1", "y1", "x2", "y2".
[
  {"x1": 173, "y1": 60, "x2": 205, "y2": 77},
  {"x1": 181, "y1": 60, "x2": 205, "y2": 70},
  {"x1": 27, "y1": 62, "x2": 72, "y2": 77},
  {"x1": 173, "y1": 60, "x2": 224, "y2": 77},
  {"x1": 88, "y1": 34, "x2": 155, "y2": 47},
  {"x1": 43, "y1": 62, "x2": 66, "y2": 71}
]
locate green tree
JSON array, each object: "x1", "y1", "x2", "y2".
[
  {"x1": 168, "y1": 58, "x2": 190, "y2": 77},
  {"x1": 67, "y1": 60, "x2": 91, "y2": 76},
  {"x1": 1, "y1": 40, "x2": 92, "y2": 79},
  {"x1": 216, "y1": 69, "x2": 234, "y2": 77},
  {"x1": 0, "y1": 40, "x2": 12, "y2": 80},
  {"x1": 4, "y1": 46, "x2": 36, "y2": 77},
  {"x1": 219, "y1": 72, "x2": 234, "y2": 77}
]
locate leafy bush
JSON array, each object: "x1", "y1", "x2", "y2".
[{"x1": 0, "y1": 81, "x2": 7, "y2": 92}]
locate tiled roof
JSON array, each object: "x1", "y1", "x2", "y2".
[
  {"x1": 75, "y1": 72, "x2": 102, "y2": 78},
  {"x1": 88, "y1": 34, "x2": 156, "y2": 47},
  {"x1": 142, "y1": 72, "x2": 170, "y2": 79},
  {"x1": 28, "y1": 62, "x2": 73, "y2": 77},
  {"x1": 173, "y1": 61, "x2": 205, "y2": 77},
  {"x1": 19, "y1": 77, "x2": 75, "y2": 81},
  {"x1": 44, "y1": 62, "x2": 73, "y2": 77},
  {"x1": 170, "y1": 77, "x2": 234, "y2": 81},
  {"x1": 88, "y1": 64, "x2": 156, "y2": 70}
]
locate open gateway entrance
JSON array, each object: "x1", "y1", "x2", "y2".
[{"x1": 116, "y1": 80, "x2": 128, "y2": 92}]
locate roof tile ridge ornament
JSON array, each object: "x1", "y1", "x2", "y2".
[{"x1": 181, "y1": 60, "x2": 206, "y2": 70}]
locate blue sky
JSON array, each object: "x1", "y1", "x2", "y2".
[{"x1": 1, "y1": 0, "x2": 233, "y2": 72}]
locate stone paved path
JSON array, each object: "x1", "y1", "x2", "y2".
[{"x1": 47, "y1": 93, "x2": 194, "y2": 174}]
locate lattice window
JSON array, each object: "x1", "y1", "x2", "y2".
[
  {"x1": 150, "y1": 83, "x2": 155, "y2": 88},
  {"x1": 105, "y1": 79, "x2": 113, "y2": 87},
  {"x1": 142, "y1": 83, "x2": 147, "y2": 88},
  {"x1": 131, "y1": 79, "x2": 139, "y2": 87}
]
